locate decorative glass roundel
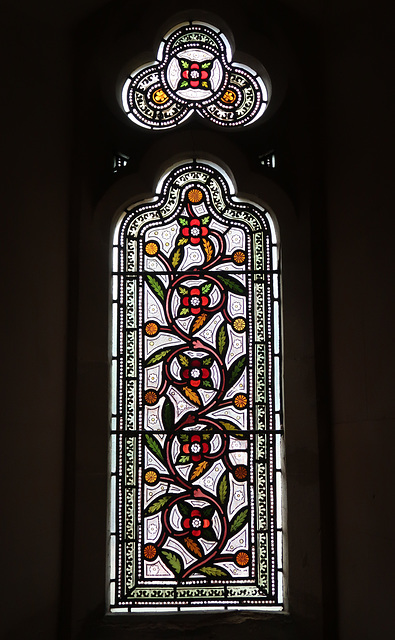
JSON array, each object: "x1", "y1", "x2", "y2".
[{"x1": 122, "y1": 22, "x2": 270, "y2": 129}]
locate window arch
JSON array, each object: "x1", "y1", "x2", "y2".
[{"x1": 109, "y1": 159, "x2": 284, "y2": 612}]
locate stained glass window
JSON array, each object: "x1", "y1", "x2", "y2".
[
  {"x1": 110, "y1": 160, "x2": 284, "y2": 612},
  {"x1": 121, "y1": 22, "x2": 269, "y2": 129}
]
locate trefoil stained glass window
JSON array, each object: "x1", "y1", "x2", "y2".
[
  {"x1": 110, "y1": 160, "x2": 284, "y2": 612},
  {"x1": 122, "y1": 22, "x2": 270, "y2": 129}
]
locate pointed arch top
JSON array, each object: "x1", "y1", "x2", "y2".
[{"x1": 110, "y1": 160, "x2": 284, "y2": 611}]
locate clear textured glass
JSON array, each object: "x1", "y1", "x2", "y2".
[{"x1": 110, "y1": 161, "x2": 284, "y2": 611}]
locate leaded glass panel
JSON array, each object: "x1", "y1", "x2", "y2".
[
  {"x1": 122, "y1": 22, "x2": 269, "y2": 130},
  {"x1": 110, "y1": 160, "x2": 284, "y2": 611}
]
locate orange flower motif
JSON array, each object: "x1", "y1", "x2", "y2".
[
  {"x1": 145, "y1": 322, "x2": 159, "y2": 336},
  {"x1": 236, "y1": 551, "x2": 249, "y2": 566},
  {"x1": 233, "y1": 250, "x2": 246, "y2": 264},
  {"x1": 145, "y1": 470, "x2": 158, "y2": 484},
  {"x1": 234, "y1": 394, "x2": 248, "y2": 409},
  {"x1": 145, "y1": 390, "x2": 158, "y2": 405},
  {"x1": 144, "y1": 544, "x2": 157, "y2": 560},
  {"x1": 145, "y1": 242, "x2": 159, "y2": 255},
  {"x1": 188, "y1": 188, "x2": 203, "y2": 203},
  {"x1": 233, "y1": 317, "x2": 246, "y2": 332},
  {"x1": 234, "y1": 465, "x2": 248, "y2": 481}
]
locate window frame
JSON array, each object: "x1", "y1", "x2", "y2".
[{"x1": 109, "y1": 158, "x2": 285, "y2": 612}]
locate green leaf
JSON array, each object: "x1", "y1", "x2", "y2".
[
  {"x1": 216, "y1": 274, "x2": 246, "y2": 295},
  {"x1": 201, "y1": 282, "x2": 212, "y2": 295},
  {"x1": 179, "y1": 455, "x2": 190, "y2": 463},
  {"x1": 162, "y1": 398, "x2": 175, "y2": 431},
  {"x1": 177, "y1": 501, "x2": 190, "y2": 516},
  {"x1": 178, "y1": 286, "x2": 189, "y2": 295},
  {"x1": 227, "y1": 355, "x2": 246, "y2": 388},
  {"x1": 180, "y1": 59, "x2": 190, "y2": 69},
  {"x1": 146, "y1": 274, "x2": 165, "y2": 300},
  {"x1": 178, "y1": 353, "x2": 189, "y2": 366},
  {"x1": 219, "y1": 474, "x2": 228, "y2": 504},
  {"x1": 202, "y1": 357, "x2": 212, "y2": 366},
  {"x1": 178, "y1": 217, "x2": 189, "y2": 226},
  {"x1": 179, "y1": 433, "x2": 189, "y2": 442},
  {"x1": 146, "y1": 348, "x2": 171, "y2": 366},
  {"x1": 161, "y1": 550, "x2": 182, "y2": 574},
  {"x1": 179, "y1": 307, "x2": 189, "y2": 317},
  {"x1": 201, "y1": 215, "x2": 210, "y2": 225},
  {"x1": 230, "y1": 508, "x2": 248, "y2": 534},
  {"x1": 218, "y1": 324, "x2": 227, "y2": 356},
  {"x1": 200, "y1": 566, "x2": 227, "y2": 577},
  {"x1": 201, "y1": 61, "x2": 212, "y2": 70},
  {"x1": 145, "y1": 433, "x2": 164, "y2": 462},
  {"x1": 202, "y1": 505, "x2": 215, "y2": 519},
  {"x1": 202, "y1": 380, "x2": 212, "y2": 388},
  {"x1": 219, "y1": 420, "x2": 244, "y2": 438},
  {"x1": 201, "y1": 526, "x2": 216, "y2": 542},
  {"x1": 146, "y1": 495, "x2": 171, "y2": 515},
  {"x1": 202, "y1": 433, "x2": 211, "y2": 440},
  {"x1": 180, "y1": 80, "x2": 189, "y2": 88}
]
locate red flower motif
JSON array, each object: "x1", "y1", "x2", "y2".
[
  {"x1": 182, "y1": 433, "x2": 209, "y2": 462},
  {"x1": 182, "y1": 508, "x2": 211, "y2": 538},
  {"x1": 181, "y1": 218, "x2": 209, "y2": 245},
  {"x1": 182, "y1": 358, "x2": 210, "y2": 388},
  {"x1": 182, "y1": 287, "x2": 209, "y2": 315},
  {"x1": 178, "y1": 61, "x2": 212, "y2": 90}
]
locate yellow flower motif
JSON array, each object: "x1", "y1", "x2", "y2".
[
  {"x1": 144, "y1": 544, "x2": 157, "y2": 560},
  {"x1": 145, "y1": 390, "x2": 158, "y2": 405},
  {"x1": 145, "y1": 242, "x2": 159, "y2": 255},
  {"x1": 233, "y1": 250, "x2": 245, "y2": 264},
  {"x1": 236, "y1": 551, "x2": 249, "y2": 566},
  {"x1": 234, "y1": 394, "x2": 247, "y2": 409},
  {"x1": 145, "y1": 470, "x2": 158, "y2": 484},
  {"x1": 233, "y1": 318, "x2": 246, "y2": 332},
  {"x1": 145, "y1": 322, "x2": 159, "y2": 336},
  {"x1": 152, "y1": 88, "x2": 169, "y2": 104},
  {"x1": 188, "y1": 188, "x2": 203, "y2": 203}
]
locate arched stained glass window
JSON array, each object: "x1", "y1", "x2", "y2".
[
  {"x1": 121, "y1": 21, "x2": 270, "y2": 129},
  {"x1": 109, "y1": 160, "x2": 284, "y2": 612}
]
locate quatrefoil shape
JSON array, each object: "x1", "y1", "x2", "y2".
[{"x1": 122, "y1": 21, "x2": 270, "y2": 129}]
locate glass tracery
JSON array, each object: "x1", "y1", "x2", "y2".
[
  {"x1": 122, "y1": 22, "x2": 269, "y2": 129},
  {"x1": 110, "y1": 160, "x2": 284, "y2": 611}
]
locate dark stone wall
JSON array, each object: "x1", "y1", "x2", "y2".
[{"x1": 1, "y1": 1, "x2": 394, "y2": 638}]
